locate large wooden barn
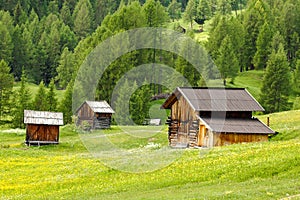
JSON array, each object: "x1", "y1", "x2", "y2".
[
  {"x1": 24, "y1": 110, "x2": 64, "y2": 145},
  {"x1": 76, "y1": 100, "x2": 115, "y2": 129},
  {"x1": 162, "y1": 87, "x2": 275, "y2": 148}
]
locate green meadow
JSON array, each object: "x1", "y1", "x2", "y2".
[{"x1": 1, "y1": 109, "x2": 300, "y2": 199}]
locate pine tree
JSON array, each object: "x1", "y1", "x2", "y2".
[
  {"x1": 215, "y1": 36, "x2": 239, "y2": 85},
  {"x1": 183, "y1": 0, "x2": 197, "y2": 29},
  {"x1": 260, "y1": 44, "x2": 291, "y2": 113},
  {"x1": 33, "y1": 81, "x2": 48, "y2": 111},
  {"x1": 46, "y1": 79, "x2": 58, "y2": 112},
  {"x1": 0, "y1": 60, "x2": 13, "y2": 120},
  {"x1": 12, "y1": 70, "x2": 31, "y2": 128},
  {"x1": 59, "y1": 81, "x2": 73, "y2": 124}
]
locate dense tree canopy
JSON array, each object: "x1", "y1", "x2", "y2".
[{"x1": 1, "y1": 0, "x2": 300, "y2": 125}]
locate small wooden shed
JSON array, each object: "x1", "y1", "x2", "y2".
[
  {"x1": 76, "y1": 100, "x2": 115, "y2": 129},
  {"x1": 24, "y1": 110, "x2": 64, "y2": 145},
  {"x1": 162, "y1": 87, "x2": 275, "y2": 148}
]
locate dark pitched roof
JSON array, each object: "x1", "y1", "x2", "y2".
[
  {"x1": 24, "y1": 110, "x2": 64, "y2": 125},
  {"x1": 199, "y1": 117, "x2": 275, "y2": 134},
  {"x1": 162, "y1": 87, "x2": 264, "y2": 112}
]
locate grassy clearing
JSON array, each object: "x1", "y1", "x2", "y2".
[
  {"x1": 13, "y1": 81, "x2": 65, "y2": 102},
  {"x1": 227, "y1": 70, "x2": 264, "y2": 100},
  {"x1": 1, "y1": 109, "x2": 300, "y2": 199}
]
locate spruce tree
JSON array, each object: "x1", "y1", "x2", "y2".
[
  {"x1": 33, "y1": 81, "x2": 48, "y2": 111},
  {"x1": 59, "y1": 81, "x2": 73, "y2": 124},
  {"x1": 0, "y1": 59, "x2": 13, "y2": 120},
  {"x1": 260, "y1": 44, "x2": 291, "y2": 113},
  {"x1": 12, "y1": 70, "x2": 31, "y2": 128}
]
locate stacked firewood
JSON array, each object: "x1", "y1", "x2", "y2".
[
  {"x1": 188, "y1": 120, "x2": 198, "y2": 147},
  {"x1": 167, "y1": 118, "x2": 179, "y2": 147}
]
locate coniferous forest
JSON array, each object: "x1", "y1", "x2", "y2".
[{"x1": 0, "y1": 0, "x2": 300, "y2": 126}]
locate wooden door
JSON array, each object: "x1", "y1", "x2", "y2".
[{"x1": 197, "y1": 125, "x2": 206, "y2": 146}]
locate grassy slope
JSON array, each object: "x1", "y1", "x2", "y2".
[
  {"x1": 13, "y1": 82, "x2": 65, "y2": 102},
  {"x1": 0, "y1": 109, "x2": 300, "y2": 199},
  {"x1": 227, "y1": 70, "x2": 264, "y2": 100}
]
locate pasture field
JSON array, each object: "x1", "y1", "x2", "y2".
[{"x1": 1, "y1": 110, "x2": 300, "y2": 199}]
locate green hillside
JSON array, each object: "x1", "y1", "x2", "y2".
[{"x1": 0, "y1": 109, "x2": 300, "y2": 199}]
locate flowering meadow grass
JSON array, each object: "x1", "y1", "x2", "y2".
[{"x1": 0, "y1": 110, "x2": 300, "y2": 199}]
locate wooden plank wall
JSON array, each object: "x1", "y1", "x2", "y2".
[
  {"x1": 77, "y1": 103, "x2": 94, "y2": 120},
  {"x1": 26, "y1": 124, "x2": 59, "y2": 142},
  {"x1": 213, "y1": 133, "x2": 268, "y2": 146},
  {"x1": 170, "y1": 96, "x2": 198, "y2": 146}
]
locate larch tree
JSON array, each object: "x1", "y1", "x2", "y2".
[
  {"x1": 60, "y1": 1, "x2": 73, "y2": 28},
  {"x1": 197, "y1": 0, "x2": 212, "y2": 25},
  {"x1": 33, "y1": 81, "x2": 48, "y2": 111},
  {"x1": 217, "y1": 0, "x2": 231, "y2": 15},
  {"x1": 183, "y1": 0, "x2": 197, "y2": 29},
  {"x1": 73, "y1": 0, "x2": 94, "y2": 39},
  {"x1": 0, "y1": 59, "x2": 13, "y2": 120},
  {"x1": 113, "y1": 79, "x2": 137, "y2": 125},
  {"x1": 0, "y1": 22, "x2": 13, "y2": 65},
  {"x1": 56, "y1": 47, "x2": 75, "y2": 89},
  {"x1": 293, "y1": 60, "x2": 300, "y2": 94},
  {"x1": 215, "y1": 35, "x2": 239, "y2": 85},
  {"x1": 260, "y1": 44, "x2": 291, "y2": 113},
  {"x1": 168, "y1": 0, "x2": 181, "y2": 22},
  {"x1": 46, "y1": 79, "x2": 58, "y2": 112},
  {"x1": 12, "y1": 70, "x2": 31, "y2": 128},
  {"x1": 59, "y1": 81, "x2": 73, "y2": 124},
  {"x1": 243, "y1": 0, "x2": 270, "y2": 70},
  {"x1": 253, "y1": 22, "x2": 274, "y2": 69}
]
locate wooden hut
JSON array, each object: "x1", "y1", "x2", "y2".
[
  {"x1": 76, "y1": 100, "x2": 114, "y2": 129},
  {"x1": 24, "y1": 110, "x2": 64, "y2": 145},
  {"x1": 161, "y1": 87, "x2": 275, "y2": 148}
]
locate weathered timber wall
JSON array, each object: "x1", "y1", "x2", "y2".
[
  {"x1": 213, "y1": 133, "x2": 268, "y2": 146},
  {"x1": 77, "y1": 103, "x2": 94, "y2": 120},
  {"x1": 26, "y1": 124, "x2": 59, "y2": 142},
  {"x1": 169, "y1": 95, "x2": 198, "y2": 147}
]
